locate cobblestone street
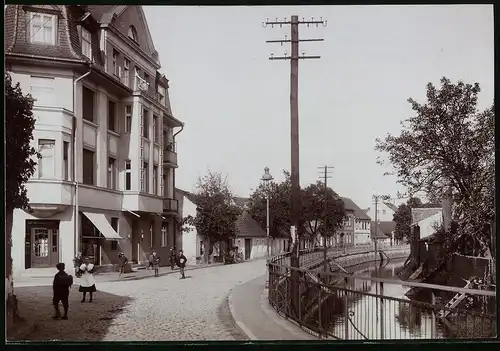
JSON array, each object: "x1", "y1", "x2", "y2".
[{"x1": 11, "y1": 260, "x2": 266, "y2": 341}]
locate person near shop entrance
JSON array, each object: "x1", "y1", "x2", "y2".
[
  {"x1": 118, "y1": 252, "x2": 128, "y2": 278},
  {"x1": 78, "y1": 257, "x2": 97, "y2": 303},
  {"x1": 52, "y1": 263, "x2": 73, "y2": 320},
  {"x1": 177, "y1": 250, "x2": 187, "y2": 279}
]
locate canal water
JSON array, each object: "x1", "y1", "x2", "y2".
[{"x1": 329, "y1": 258, "x2": 448, "y2": 340}]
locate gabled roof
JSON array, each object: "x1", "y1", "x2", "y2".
[
  {"x1": 235, "y1": 211, "x2": 267, "y2": 238},
  {"x1": 340, "y1": 197, "x2": 371, "y2": 220},
  {"x1": 370, "y1": 221, "x2": 392, "y2": 240},
  {"x1": 383, "y1": 202, "x2": 398, "y2": 212},
  {"x1": 411, "y1": 208, "x2": 442, "y2": 226},
  {"x1": 175, "y1": 188, "x2": 199, "y2": 207}
]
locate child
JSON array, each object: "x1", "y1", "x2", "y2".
[
  {"x1": 78, "y1": 257, "x2": 96, "y2": 303},
  {"x1": 53, "y1": 263, "x2": 73, "y2": 320},
  {"x1": 177, "y1": 250, "x2": 187, "y2": 279},
  {"x1": 152, "y1": 252, "x2": 161, "y2": 277},
  {"x1": 118, "y1": 252, "x2": 128, "y2": 278}
]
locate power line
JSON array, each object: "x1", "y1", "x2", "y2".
[{"x1": 27, "y1": 14, "x2": 54, "y2": 43}]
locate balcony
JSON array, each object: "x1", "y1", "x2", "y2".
[
  {"x1": 135, "y1": 75, "x2": 161, "y2": 102},
  {"x1": 163, "y1": 140, "x2": 178, "y2": 167},
  {"x1": 163, "y1": 198, "x2": 179, "y2": 213}
]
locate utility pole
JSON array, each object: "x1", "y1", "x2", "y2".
[
  {"x1": 264, "y1": 15, "x2": 326, "y2": 319},
  {"x1": 318, "y1": 166, "x2": 333, "y2": 274},
  {"x1": 372, "y1": 194, "x2": 390, "y2": 253}
]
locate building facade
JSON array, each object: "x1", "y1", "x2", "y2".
[
  {"x1": 365, "y1": 201, "x2": 398, "y2": 222},
  {"x1": 339, "y1": 197, "x2": 372, "y2": 246},
  {"x1": 6, "y1": 5, "x2": 184, "y2": 275}
]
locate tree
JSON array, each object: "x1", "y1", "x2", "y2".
[
  {"x1": 5, "y1": 72, "x2": 39, "y2": 325},
  {"x1": 247, "y1": 171, "x2": 347, "y2": 245},
  {"x1": 375, "y1": 77, "x2": 494, "y2": 257},
  {"x1": 393, "y1": 198, "x2": 422, "y2": 244},
  {"x1": 186, "y1": 171, "x2": 242, "y2": 263},
  {"x1": 301, "y1": 181, "x2": 346, "y2": 243},
  {"x1": 247, "y1": 170, "x2": 292, "y2": 239}
]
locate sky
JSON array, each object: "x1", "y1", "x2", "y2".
[{"x1": 142, "y1": 5, "x2": 494, "y2": 209}]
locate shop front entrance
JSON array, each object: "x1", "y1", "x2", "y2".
[{"x1": 25, "y1": 220, "x2": 60, "y2": 269}]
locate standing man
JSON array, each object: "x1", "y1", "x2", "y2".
[
  {"x1": 169, "y1": 247, "x2": 176, "y2": 270},
  {"x1": 118, "y1": 252, "x2": 128, "y2": 278},
  {"x1": 177, "y1": 250, "x2": 187, "y2": 279}
]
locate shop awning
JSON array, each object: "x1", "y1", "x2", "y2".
[{"x1": 82, "y1": 212, "x2": 122, "y2": 241}]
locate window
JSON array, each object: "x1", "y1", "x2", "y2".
[
  {"x1": 28, "y1": 13, "x2": 56, "y2": 45},
  {"x1": 82, "y1": 87, "x2": 95, "y2": 122},
  {"x1": 142, "y1": 162, "x2": 149, "y2": 192},
  {"x1": 52, "y1": 232, "x2": 58, "y2": 253},
  {"x1": 141, "y1": 108, "x2": 149, "y2": 139},
  {"x1": 125, "y1": 105, "x2": 132, "y2": 133},
  {"x1": 81, "y1": 28, "x2": 92, "y2": 58},
  {"x1": 125, "y1": 161, "x2": 131, "y2": 190},
  {"x1": 63, "y1": 141, "x2": 69, "y2": 181},
  {"x1": 111, "y1": 241, "x2": 118, "y2": 251},
  {"x1": 111, "y1": 217, "x2": 119, "y2": 231},
  {"x1": 82, "y1": 149, "x2": 95, "y2": 185},
  {"x1": 382, "y1": 209, "x2": 387, "y2": 215},
  {"x1": 108, "y1": 157, "x2": 116, "y2": 190},
  {"x1": 38, "y1": 139, "x2": 55, "y2": 179},
  {"x1": 128, "y1": 26, "x2": 138, "y2": 42},
  {"x1": 123, "y1": 59, "x2": 130, "y2": 86},
  {"x1": 112, "y1": 50, "x2": 118, "y2": 76},
  {"x1": 153, "y1": 166, "x2": 158, "y2": 195},
  {"x1": 30, "y1": 76, "x2": 55, "y2": 106},
  {"x1": 161, "y1": 226, "x2": 167, "y2": 247},
  {"x1": 108, "y1": 100, "x2": 116, "y2": 132},
  {"x1": 153, "y1": 115, "x2": 160, "y2": 143},
  {"x1": 157, "y1": 85, "x2": 166, "y2": 106}
]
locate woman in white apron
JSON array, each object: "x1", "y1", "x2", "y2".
[{"x1": 78, "y1": 257, "x2": 97, "y2": 303}]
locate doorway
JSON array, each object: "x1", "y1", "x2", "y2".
[
  {"x1": 31, "y1": 227, "x2": 59, "y2": 268},
  {"x1": 244, "y1": 238, "x2": 252, "y2": 260}
]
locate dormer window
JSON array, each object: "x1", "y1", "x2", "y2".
[
  {"x1": 81, "y1": 28, "x2": 92, "y2": 59},
  {"x1": 128, "y1": 26, "x2": 138, "y2": 42},
  {"x1": 28, "y1": 12, "x2": 57, "y2": 45}
]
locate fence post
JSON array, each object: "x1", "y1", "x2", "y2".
[
  {"x1": 318, "y1": 285, "x2": 322, "y2": 338},
  {"x1": 431, "y1": 292, "x2": 436, "y2": 339},
  {"x1": 380, "y1": 281, "x2": 384, "y2": 340},
  {"x1": 344, "y1": 277, "x2": 349, "y2": 340}
]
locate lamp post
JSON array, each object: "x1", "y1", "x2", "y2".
[{"x1": 261, "y1": 167, "x2": 273, "y2": 288}]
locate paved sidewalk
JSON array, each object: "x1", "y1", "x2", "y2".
[
  {"x1": 228, "y1": 274, "x2": 315, "y2": 341},
  {"x1": 14, "y1": 262, "x2": 226, "y2": 287}
]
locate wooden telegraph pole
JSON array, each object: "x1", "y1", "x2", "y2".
[
  {"x1": 319, "y1": 166, "x2": 333, "y2": 274},
  {"x1": 264, "y1": 15, "x2": 326, "y2": 319}
]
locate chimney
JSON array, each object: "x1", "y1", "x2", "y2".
[{"x1": 442, "y1": 186, "x2": 453, "y2": 233}]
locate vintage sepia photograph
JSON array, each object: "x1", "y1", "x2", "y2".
[{"x1": 5, "y1": 4, "x2": 495, "y2": 342}]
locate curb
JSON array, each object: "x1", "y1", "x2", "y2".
[{"x1": 226, "y1": 289, "x2": 252, "y2": 341}]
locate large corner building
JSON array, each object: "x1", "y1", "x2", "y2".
[{"x1": 5, "y1": 5, "x2": 184, "y2": 275}]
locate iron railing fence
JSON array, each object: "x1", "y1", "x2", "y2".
[{"x1": 268, "y1": 265, "x2": 496, "y2": 340}]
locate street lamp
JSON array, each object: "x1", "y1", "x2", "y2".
[{"x1": 261, "y1": 167, "x2": 273, "y2": 288}]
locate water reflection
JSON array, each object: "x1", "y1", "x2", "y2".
[{"x1": 326, "y1": 259, "x2": 458, "y2": 339}]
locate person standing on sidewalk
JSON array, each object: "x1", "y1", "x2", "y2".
[
  {"x1": 53, "y1": 263, "x2": 73, "y2": 320},
  {"x1": 169, "y1": 247, "x2": 176, "y2": 270},
  {"x1": 73, "y1": 252, "x2": 83, "y2": 278},
  {"x1": 152, "y1": 251, "x2": 161, "y2": 277},
  {"x1": 118, "y1": 252, "x2": 128, "y2": 278},
  {"x1": 177, "y1": 250, "x2": 187, "y2": 279},
  {"x1": 78, "y1": 257, "x2": 96, "y2": 303}
]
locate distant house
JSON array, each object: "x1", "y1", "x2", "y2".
[
  {"x1": 340, "y1": 197, "x2": 372, "y2": 246},
  {"x1": 370, "y1": 221, "x2": 393, "y2": 245},
  {"x1": 232, "y1": 197, "x2": 288, "y2": 259},
  {"x1": 176, "y1": 190, "x2": 286, "y2": 263},
  {"x1": 366, "y1": 201, "x2": 398, "y2": 222},
  {"x1": 411, "y1": 207, "x2": 443, "y2": 240}
]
